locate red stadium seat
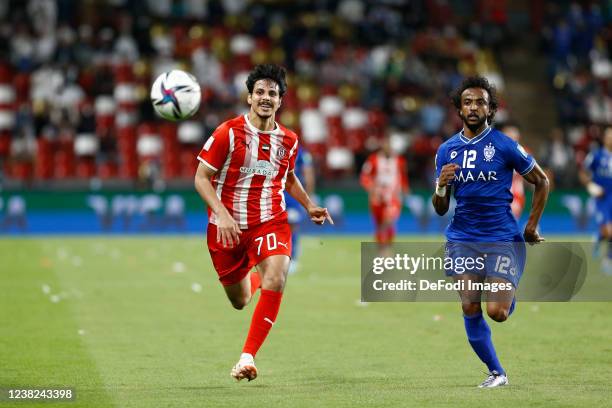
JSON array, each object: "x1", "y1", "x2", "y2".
[
  {"x1": 305, "y1": 142, "x2": 327, "y2": 159},
  {"x1": 113, "y1": 63, "x2": 134, "y2": 83},
  {"x1": 35, "y1": 138, "x2": 55, "y2": 179},
  {"x1": 160, "y1": 123, "x2": 178, "y2": 151},
  {"x1": 55, "y1": 149, "x2": 75, "y2": 178},
  {"x1": 180, "y1": 146, "x2": 200, "y2": 178},
  {"x1": 0, "y1": 131, "x2": 10, "y2": 157},
  {"x1": 0, "y1": 63, "x2": 11, "y2": 83},
  {"x1": 119, "y1": 160, "x2": 138, "y2": 179},
  {"x1": 345, "y1": 128, "x2": 367, "y2": 152},
  {"x1": 76, "y1": 157, "x2": 96, "y2": 178},
  {"x1": 12, "y1": 73, "x2": 30, "y2": 104},
  {"x1": 11, "y1": 161, "x2": 33, "y2": 180},
  {"x1": 98, "y1": 161, "x2": 118, "y2": 179},
  {"x1": 368, "y1": 109, "x2": 387, "y2": 132}
]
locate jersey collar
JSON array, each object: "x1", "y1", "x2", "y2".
[
  {"x1": 459, "y1": 126, "x2": 492, "y2": 145},
  {"x1": 244, "y1": 114, "x2": 280, "y2": 135}
]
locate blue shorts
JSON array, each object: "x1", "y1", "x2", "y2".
[
  {"x1": 285, "y1": 195, "x2": 305, "y2": 224},
  {"x1": 594, "y1": 196, "x2": 612, "y2": 226},
  {"x1": 444, "y1": 237, "x2": 526, "y2": 288}
]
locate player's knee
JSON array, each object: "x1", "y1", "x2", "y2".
[
  {"x1": 605, "y1": 224, "x2": 612, "y2": 239},
  {"x1": 461, "y1": 303, "x2": 481, "y2": 316},
  {"x1": 230, "y1": 295, "x2": 250, "y2": 310},
  {"x1": 230, "y1": 300, "x2": 245, "y2": 310},
  {"x1": 487, "y1": 305, "x2": 508, "y2": 322},
  {"x1": 262, "y1": 273, "x2": 286, "y2": 292}
]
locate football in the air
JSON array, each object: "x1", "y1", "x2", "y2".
[{"x1": 150, "y1": 70, "x2": 201, "y2": 121}]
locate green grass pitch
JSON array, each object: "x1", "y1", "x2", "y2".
[{"x1": 1, "y1": 235, "x2": 611, "y2": 407}]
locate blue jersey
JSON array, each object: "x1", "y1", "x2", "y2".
[
  {"x1": 435, "y1": 127, "x2": 536, "y2": 241},
  {"x1": 285, "y1": 148, "x2": 313, "y2": 212},
  {"x1": 293, "y1": 148, "x2": 313, "y2": 182},
  {"x1": 584, "y1": 148, "x2": 612, "y2": 198}
]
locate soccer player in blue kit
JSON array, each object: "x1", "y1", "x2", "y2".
[
  {"x1": 432, "y1": 77, "x2": 550, "y2": 388},
  {"x1": 580, "y1": 127, "x2": 612, "y2": 274},
  {"x1": 285, "y1": 147, "x2": 315, "y2": 274}
]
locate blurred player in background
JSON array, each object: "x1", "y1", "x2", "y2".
[
  {"x1": 360, "y1": 134, "x2": 409, "y2": 253},
  {"x1": 1, "y1": 195, "x2": 27, "y2": 231},
  {"x1": 501, "y1": 123, "x2": 526, "y2": 220},
  {"x1": 580, "y1": 127, "x2": 612, "y2": 274},
  {"x1": 285, "y1": 147, "x2": 315, "y2": 274},
  {"x1": 433, "y1": 77, "x2": 549, "y2": 388},
  {"x1": 194, "y1": 64, "x2": 333, "y2": 381}
]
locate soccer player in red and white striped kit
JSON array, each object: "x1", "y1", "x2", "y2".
[
  {"x1": 195, "y1": 64, "x2": 333, "y2": 381},
  {"x1": 360, "y1": 134, "x2": 409, "y2": 253}
]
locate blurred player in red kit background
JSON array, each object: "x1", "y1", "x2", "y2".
[{"x1": 360, "y1": 134, "x2": 409, "y2": 252}]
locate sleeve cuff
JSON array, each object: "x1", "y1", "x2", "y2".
[
  {"x1": 197, "y1": 156, "x2": 218, "y2": 172},
  {"x1": 519, "y1": 160, "x2": 536, "y2": 176}
]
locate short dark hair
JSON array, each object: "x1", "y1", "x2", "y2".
[
  {"x1": 245, "y1": 64, "x2": 287, "y2": 97},
  {"x1": 451, "y1": 76, "x2": 499, "y2": 122}
]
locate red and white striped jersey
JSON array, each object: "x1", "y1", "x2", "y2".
[
  {"x1": 197, "y1": 114, "x2": 298, "y2": 229},
  {"x1": 360, "y1": 152, "x2": 409, "y2": 205}
]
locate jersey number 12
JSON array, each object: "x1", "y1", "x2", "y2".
[{"x1": 462, "y1": 150, "x2": 477, "y2": 169}]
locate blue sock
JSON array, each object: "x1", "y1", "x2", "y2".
[
  {"x1": 508, "y1": 297, "x2": 516, "y2": 316},
  {"x1": 464, "y1": 312, "x2": 505, "y2": 375}
]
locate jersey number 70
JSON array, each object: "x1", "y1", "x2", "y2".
[{"x1": 255, "y1": 233, "x2": 278, "y2": 255}]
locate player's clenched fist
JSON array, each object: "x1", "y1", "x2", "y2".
[
  {"x1": 438, "y1": 163, "x2": 460, "y2": 187},
  {"x1": 523, "y1": 227, "x2": 545, "y2": 245}
]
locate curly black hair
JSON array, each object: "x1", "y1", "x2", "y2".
[
  {"x1": 245, "y1": 64, "x2": 288, "y2": 97},
  {"x1": 450, "y1": 76, "x2": 499, "y2": 122}
]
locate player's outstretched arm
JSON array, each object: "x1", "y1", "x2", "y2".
[
  {"x1": 285, "y1": 171, "x2": 333, "y2": 225},
  {"x1": 522, "y1": 163, "x2": 550, "y2": 243},
  {"x1": 194, "y1": 162, "x2": 242, "y2": 247},
  {"x1": 432, "y1": 163, "x2": 459, "y2": 216}
]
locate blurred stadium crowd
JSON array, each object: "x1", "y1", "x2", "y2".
[
  {"x1": 539, "y1": 1, "x2": 611, "y2": 187},
  {"x1": 0, "y1": 0, "x2": 609, "y2": 188}
]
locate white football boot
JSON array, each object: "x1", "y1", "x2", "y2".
[
  {"x1": 478, "y1": 371, "x2": 509, "y2": 388},
  {"x1": 230, "y1": 353, "x2": 258, "y2": 382}
]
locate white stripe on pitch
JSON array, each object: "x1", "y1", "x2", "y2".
[{"x1": 210, "y1": 128, "x2": 234, "y2": 225}]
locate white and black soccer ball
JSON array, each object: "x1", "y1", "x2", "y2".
[{"x1": 150, "y1": 70, "x2": 201, "y2": 121}]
